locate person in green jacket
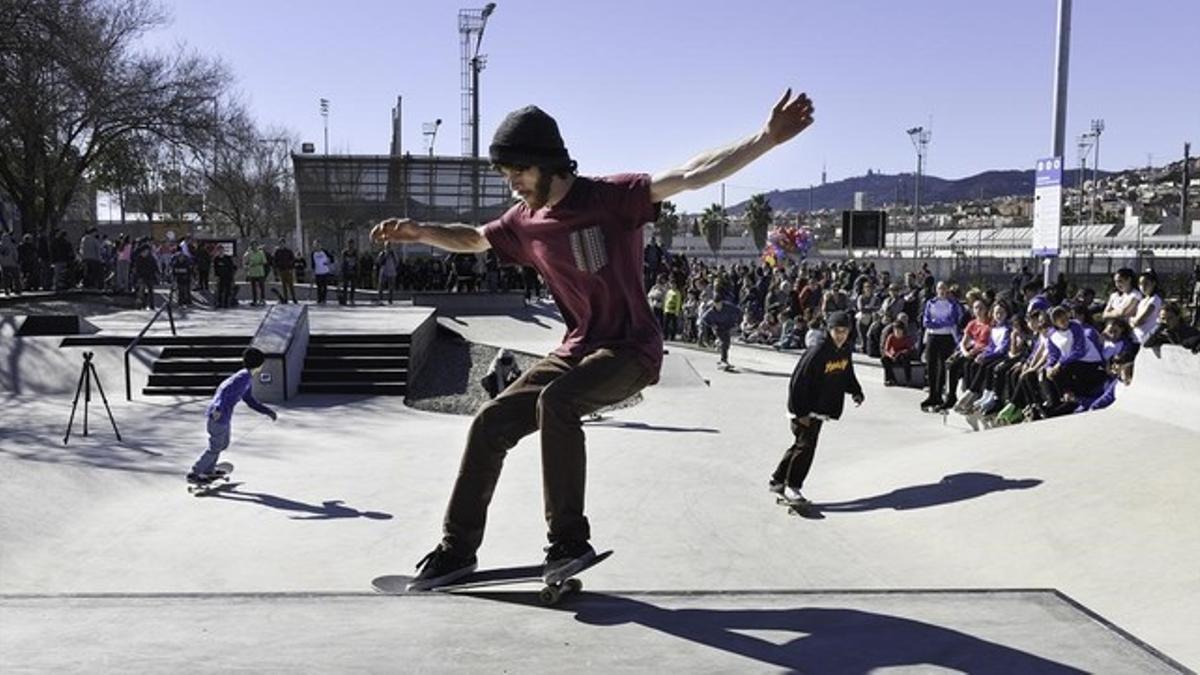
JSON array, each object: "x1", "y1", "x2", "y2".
[
  {"x1": 663, "y1": 278, "x2": 683, "y2": 341},
  {"x1": 242, "y1": 241, "x2": 268, "y2": 306}
]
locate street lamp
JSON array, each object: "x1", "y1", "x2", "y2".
[
  {"x1": 907, "y1": 126, "x2": 930, "y2": 261},
  {"x1": 423, "y1": 118, "x2": 443, "y2": 157},
  {"x1": 461, "y1": 3, "x2": 497, "y2": 225}
]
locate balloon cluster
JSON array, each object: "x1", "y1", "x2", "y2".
[{"x1": 761, "y1": 226, "x2": 815, "y2": 267}]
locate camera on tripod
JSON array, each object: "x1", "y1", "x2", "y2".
[{"x1": 64, "y1": 350, "x2": 121, "y2": 444}]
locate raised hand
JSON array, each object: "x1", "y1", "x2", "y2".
[
  {"x1": 764, "y1": 89, "x2": 815, "y2": 146},
  {"x1": 370, "y1": 218, "x2": 423, "y2": 244}
]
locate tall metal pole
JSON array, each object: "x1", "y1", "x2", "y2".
[
  {"x1": 913, "y1": 150, "x2": 922, "y2": 261},
  {"x1": 471, "y1": 58, "x2": 481, "y2": 224},
  {"x1": 1090, "y1": 119, "x2": 1104, "y2": 227},
  {"x1": 1183, "y1": 142, "x2": 1191, "y2": 234},
  {"x1": 1045, "y1": 0, "x2": 1072, "y2": 287},
  {"x1": 320, "y1": 98, "x2": 330, "y2": 155},
  {"x1": 467, "y1": 3, "x2": 496, "y2": 226}
]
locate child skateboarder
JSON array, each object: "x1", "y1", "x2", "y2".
[
  {"x1": 770, "y1": 311, "x2": 864, "y2": 507},
  {"x1": 700, "y1": 281, "x2": 742, "y2": 370},
  {"x1": 187, "y1": 347, "x2": 277, "y2": 483}
]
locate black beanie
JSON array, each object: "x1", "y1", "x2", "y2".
[
  {"x1": 827, "y1": 311, "x2": 852, "y2": 330},
  {"x1": 489, "y1": 106, "x2": 570, "y2": 167}
]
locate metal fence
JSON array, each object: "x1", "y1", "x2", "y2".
[{"x1": 293, "y1": 154, "x2": 513, "y2": 228}]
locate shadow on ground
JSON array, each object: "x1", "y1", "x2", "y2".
[
  {"x1": 585, "y1": 420, "x2": 719, "y2": 434},
  {"x1": 814, "y1": 472, "x2": 1043, "y2": 514},
  {"x1": 460, "y1": 591, "x2": 1087, "y2": 673},
  {"x1": 201, "y1": 483, "x2": 393, "y2": 520}
]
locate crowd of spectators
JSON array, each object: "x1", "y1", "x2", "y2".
[
  {"x1": 0, "y1": 228, "x2": 546, "y2": 307},
  {"x1": 642, "y1": 239, "x2": 1200, "y2": 429}
]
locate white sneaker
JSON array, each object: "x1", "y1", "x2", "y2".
[{"x1": 782, "y1": 486, "x2": 810, "y2": 505}]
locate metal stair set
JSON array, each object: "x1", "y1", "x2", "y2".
[{"x1": 298, "y1": 334, "x2": 410, "y2": 396}]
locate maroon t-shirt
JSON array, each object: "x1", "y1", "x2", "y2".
[{"x1": 483, "y1": 173, "x2": 663, "y2": 381}]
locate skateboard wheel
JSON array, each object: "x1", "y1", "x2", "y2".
[
  {"x1": 565, "y1": 578, "x2": 583, "y2": 594},
  {"x1": 539, "y1": 586, "x2": 561, "y2": 606}
]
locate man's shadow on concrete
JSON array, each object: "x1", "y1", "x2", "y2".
[
  {"x1": 462, "y1": 593, "x2": 1086, "y2": 673},
  {"x1": 205, "y1": 483, "x2": 392, "y2": 520},
  {"x1": 814, "y1": 472, "x2": 1042, "y2": 514},
  {"x1": 585, "y1": 420, "x2": 719, "y2": 434}
]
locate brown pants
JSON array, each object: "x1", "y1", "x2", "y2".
[
  {"x1": 442, "y1": 347, "x2": 656, "y2": 555},
  {"x1": 277, "y1": 268, "x2": 296, "y2": 303}
]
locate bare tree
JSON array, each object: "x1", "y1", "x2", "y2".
[
  {"x1": 206, "y1": 112, "x2": 297, "y2": 240},
  {"x1": 0, "y1": 0, "x2": 229, "y2": 234}
]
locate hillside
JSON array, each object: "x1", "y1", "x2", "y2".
[{"x1": 727, "y1": 168, "x2": 1113, "y2": 214}]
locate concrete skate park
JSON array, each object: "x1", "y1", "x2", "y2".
[{"x1": 1, "y1": 297, "x2": 1197, "y2": 673}]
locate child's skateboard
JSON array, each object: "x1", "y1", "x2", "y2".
[
  {"x1": 187, "y1": 462, "x2": 234, "y2": 496},
  {"x1": 371, "y1": 549, "x2": 613, "y2": 606}
]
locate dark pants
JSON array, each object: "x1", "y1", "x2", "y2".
[
  {"x1": 340, "y1": 273, "x2": 356, "y2": 304},
  {"x1": 881, "y1": 352, "x2": 913, "y2": 384},
  {"x1": 441, "y1": 347, "x2": 655, "y2": 556},
  {"x1": 1014, "y1": 370, "x2": 1044, "y2": 408},
  {"x1": 992, "y1": 358, "x2": 1022, "y2": 403},
  {"x1": 216, "y1": 275, "x2": 236, "y2": 308},
  {"x1": 663, "y1": 313, "x2": 679, "y2": 341},
  {"x1": 967, "y1": 356, "x2": 1004, "y2": 394},
  {"x1": 248, "y1": 276, "x2": 265, "y2": 304},
  {"x1": 923, "y1": 334, "x2": 956, "y2": 404},
  {"x1": 772, "y1": 417, "x2": 824, "y2": 489},
  {"x1": 316, "y1": 274, "x2": 331, "y2": 303}
]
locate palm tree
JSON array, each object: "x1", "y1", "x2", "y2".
[
  {"x1": 700, "y1": 203, "x2": 727, "y2": 254},
  {"x1": 745, "y1": 193, "x2": 773, "y2": 250},
  {"x1": 655, "y1": 200, "x2": 680, "y2": 249}
]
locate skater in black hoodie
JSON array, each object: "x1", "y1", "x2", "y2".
[{"x1": 771, "y1": 310, "x2": 864, "y2": 506}]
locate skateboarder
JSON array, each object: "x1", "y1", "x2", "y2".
[
  {"x1": 770, "y1": 311, "x2": 864, "y2": 506},
  {"x1": 187, "y1": 347, "x2": 277, "y2": 483},
  {"x1": 372, "y1": 89, "x2": 815, "y2": 590}
]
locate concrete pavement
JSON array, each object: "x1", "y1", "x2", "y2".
[{"x1": 1, "y1": 301, "x2": 1196, "y2": 671}]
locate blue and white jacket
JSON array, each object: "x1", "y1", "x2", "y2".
[
  {"x1": 980, "y1": 322, "x2": 1012, "y2": 359},
  {"x1": 206, "y1": 369, "x2": 274, "y2": 424},
  {"x1": 922, "y1": 297, "x2": 963, "y2": 339},
  {"x1": 1046, "y1": 320, "x2": 1104, "y2": 367}
]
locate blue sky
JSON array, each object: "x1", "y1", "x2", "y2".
[{"x1": 141, "y1": 0, "x2": 1198, "y2": 212}]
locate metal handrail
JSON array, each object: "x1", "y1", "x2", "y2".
[{"x1": 124, "y1": 288, "x2": 177, "y2": 400}]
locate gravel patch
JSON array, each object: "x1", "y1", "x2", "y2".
[{"x1": 405, "y1": 326, "x2": 642, "y2": 416}]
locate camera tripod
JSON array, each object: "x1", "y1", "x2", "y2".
[{"x1": 63, "y1": 351, "x2": 122, "y2": 445}]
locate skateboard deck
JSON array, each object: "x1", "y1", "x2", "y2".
[
  {"x1": 372, "y1": 549, "x2": 613, "y2": 606},
  {"x1": 776, "y1": 495, "x2": 821, "y2": 518},
  {"x1": 187, "y1": 462, "x2": 234, "y2": 496}
]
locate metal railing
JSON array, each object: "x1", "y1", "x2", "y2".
[{"x1": 124, "y1": 289, "x2": 177, "y2": 401}]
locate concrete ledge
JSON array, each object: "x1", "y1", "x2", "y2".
[
  {"x1": 0, "y1": 589, "x2": 1185, "y2": 672},
  {"x1": 1118, "y1": 345, "x2": 1200, "y2": 432},
  {"x1": 412, "y1": 290, "x2": 527, "y2": 313}
]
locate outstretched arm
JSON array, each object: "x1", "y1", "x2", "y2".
[
  {"x1": 649, "y1": 89, "x2": 814, "y2": 203},
  {"x1": 370, "y1": 219, "x2": 491, "y2": 254}
]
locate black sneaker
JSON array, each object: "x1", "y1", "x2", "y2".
[
  {"x1": 186, "y1": 469, "x2": 226, "y2": 485},
  {"x1": 405, "y1": 545, "x2": 477, "y2": 591},
  {"x1": 543, "y1": 540, "x2": 596, "y2": 585},
  {"x1": 768, "y1": 480, "x2": 785, "y2": 495}
]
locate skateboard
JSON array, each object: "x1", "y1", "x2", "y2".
[
  {"x1": 187, "y1": 462, "x2": 234, "y2": 496},
  {"x1": 776, "y1": 495, "x2": 820, "y2": 518},
  {"x1": 371, "y1": 549, "x2": 613, "y2": 606}
]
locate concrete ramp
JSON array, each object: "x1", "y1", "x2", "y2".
[
  {"x1": 655, "y1": 351, "x2": 710, "y2": 388},
  {"x1": 1116, "y1": 345, "x2": 1200, "y2": 432},
  {"x1": 0, "y1": 590, "x2": 1184, "y2": 672}
]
